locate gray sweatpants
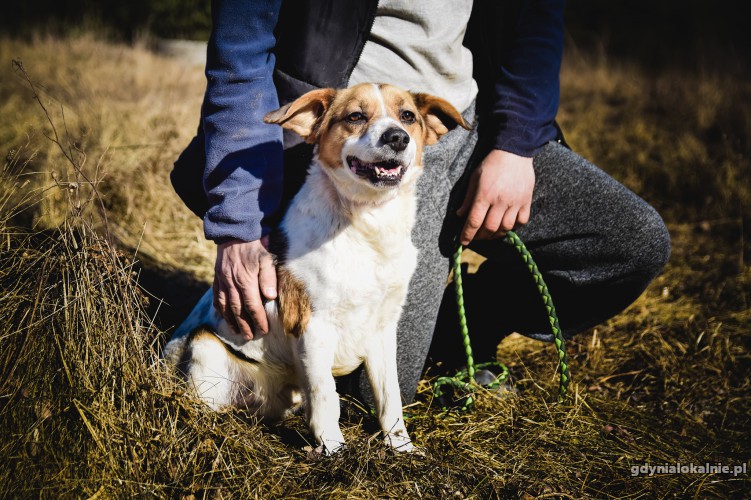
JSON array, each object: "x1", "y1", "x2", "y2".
[{"x1": 342, "y1": 102, "x2": 671, "y2": 404}]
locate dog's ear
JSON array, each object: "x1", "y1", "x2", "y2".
[
  {"x1": 411, "y1": 93, "x2": 471, "y2": 145},
  {"x1": 264, "y1": 88, "x2": 337, "y2": 143}
]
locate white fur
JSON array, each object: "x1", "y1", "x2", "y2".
[{"x1": 165, "y1": 85, "x2": 426, "y2": 454}]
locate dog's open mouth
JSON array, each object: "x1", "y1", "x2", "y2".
[{"x1": 347, "y1": 156, "x2": 406, "y2": 186}]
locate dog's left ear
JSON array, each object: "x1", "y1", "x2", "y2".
[
  {"x1": 411, "y1": 93, "x2": 472, "y2": 145},
  {"x1": 264, "y1": 88, "x2": 337, "y2": 143}
]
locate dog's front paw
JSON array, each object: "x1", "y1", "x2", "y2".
[
  {"x1": 312, "y1": 427, "x2": 346, "y2": 456},
  {"x1": 320, "y1": 439, "x2": 345, "y2": 456},
  {"x1": 305, "y1": 441, "x2": 345, "y2": 459},
  {"x1": 384, "y1": 430, "x2": 413, "y2": 453}
]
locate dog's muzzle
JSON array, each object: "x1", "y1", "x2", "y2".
[{"x1": 347, "y1": 156, "x2": 407, "y2": 187}]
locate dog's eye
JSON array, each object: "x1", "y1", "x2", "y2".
[
  {"x1": 400, "y1": 110, "x2": 416, "y2": 124},
  {"x1": 345, "y1": 112, "x2": 366, "y2": 123}
]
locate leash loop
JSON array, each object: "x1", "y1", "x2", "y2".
[{"x1": 432, "y1": 231, "x2": 571, "y2": 410}]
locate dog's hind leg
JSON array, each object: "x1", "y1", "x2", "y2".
[{"x1": 184, "y1": 329, "x2": 238, "y2": 410}]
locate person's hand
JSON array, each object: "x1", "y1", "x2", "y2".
[
  {"x1": 213, "y1": 237, "x2": 277, "y2": 340},
  {"x1": 457, "y1": 149, "x2": 535, "y2": 245}
]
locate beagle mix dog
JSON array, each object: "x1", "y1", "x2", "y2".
[{"x1": 163, "y1": 83, "x2": 468, "y2": 454}]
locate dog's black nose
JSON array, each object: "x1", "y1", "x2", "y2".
[{"x1": 381, "y1": 127, "x2": 410, "y2": 152}]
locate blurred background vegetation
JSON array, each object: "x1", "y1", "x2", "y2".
[
  {"x1": 2, "y1": 0, "x2": 212, "y2": 40},
  {"x1": 2, "y1": 0, "x2": 750, "y2": 75}
]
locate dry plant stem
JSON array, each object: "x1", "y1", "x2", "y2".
[{"x1": 11, "y1": 58, "x2": 111, "y2": 241}]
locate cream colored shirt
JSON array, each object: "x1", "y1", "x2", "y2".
[{"x1": 348, "y1": 0, "x2": 478, "y2": 113}]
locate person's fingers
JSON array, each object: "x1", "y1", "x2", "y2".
[
  {"x1": 212, "y1": 276, "x2": 224, "y2": 312},
  {"x1": 240, "y1": 288, "x2": 268, "y2": 336},
  {"x1": 223, "y1": 305, "x2": 242, "y2": 336},
  {"x1": 234, "y1": 264, "x2": 269, "y2": 336},
  {"x1": 500, "y1": 206, "x2": 519, "y2": 234},
  {"x1": 258, "y1": 252, "x2": 278, "y2": 301},
  {"x1": 214, "y1": 276, "x2": 235, "y2": 328},
  {"x1": 230, "y1": 260, "x2": 269, "y2": 338},
  {"x1": 475, "y1": 227, "x2": 491, "y2": 240},
  {"x1": 214, "y1": 270, "x2": 236, "y2": 332},
  {"x1": 518, "y1": 203, "x2": 531, "y2": 226},
  {"x1": 460, "y1": 200, "x2": 490, "y2": 245},
  {"x1": 228, "y1": 284, "x2": 254, "y2": 339},
  {"x1": 456, "y1": 172, "x2": 479, "y2": 217},
  {"x1": 475, "y1": 204, "x2": 506, "y2": 240},
  {"x1": 212, "y1": 239, "x2": 281, "y2": 339},
  {"x1": 476, "y1": 220, "x2": 498, "y2": 240},
  {"x1": 216, "y1": 274, "x2": 252, "y2": 337}
]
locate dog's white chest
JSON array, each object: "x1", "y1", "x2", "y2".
[
  {"x1": 292, "y1": 241, "x2": 416, "y2": 375},
  {"x1": 282, "y1": 175, "x2": 418, "y2": 374}
]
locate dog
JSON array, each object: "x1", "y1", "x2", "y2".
[{"x1": 163, "y1": 82, "x2": 468, "y2": 454}]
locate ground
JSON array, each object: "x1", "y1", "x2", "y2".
[{"x1": 0, "y1": 35, "x2": 749, "y2": 498}]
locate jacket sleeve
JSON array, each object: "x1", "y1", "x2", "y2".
[
  {"x1": 202, "y1": 0, "x2": 284, "y2": 243},
  {"x1": 491, "y1": 0, "x2": 565, "y2": 157}
]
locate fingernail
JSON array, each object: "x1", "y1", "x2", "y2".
[{"x1": 264, "y1": 287, "x2": 277, "y2": 297}]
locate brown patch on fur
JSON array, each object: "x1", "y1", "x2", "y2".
[
  {"x1": 179, "y1": 327, "x2": 225, "y2": 373},
  {"x1": 269, "y1": 229, "x2": 311, "y2": 338},
  {"x1": 410, "y1": 92, "x2": 471, "y2": 145},
  {"x1": 277, "y1": 266, "x2": 312, "y2": 337},
  {"x1": 187, "y1": 327, "x2": 262, "y2": 366},
  {"x1": 378, "y1": 84, "x2": 413, "y2": 120},
  {"x1": 189, "y1": 327, "x2": 222, "y2": 345},
  {"x1": 316, "y1": 84, "x2": 380, "y2": 169},
  {"x1": 263, "y1": 88, "x2": 336, "y2": 143}
]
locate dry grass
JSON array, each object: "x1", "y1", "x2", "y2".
[
  {"x1": 0, "y1": 34, "x2": 214, "y2": 283},
  {"x1": 0, "y1": 35, "x2": 749, "y2": 498}
]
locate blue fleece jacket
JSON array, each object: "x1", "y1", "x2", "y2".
[
  {"x1": 202, "y1": 0, "x2": 284, "y2": 243},
  {"x1": 200, "y1": 0, "x2": 564, "y2": 243}
]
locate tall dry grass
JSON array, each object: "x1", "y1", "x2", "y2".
[
  {"x1": 0, "y1": 35, "x2": 749, "y2": 497},
  {"x1": 0, "y1": 34, "x2": 214, "y2": 283}
]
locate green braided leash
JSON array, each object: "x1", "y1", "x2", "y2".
[{"x1": 432, "y1": 231, "x2": 571, "y2": 410}]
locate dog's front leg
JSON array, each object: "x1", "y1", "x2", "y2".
[
  {"x1": 365, "y1": 326, "x2": 413, "y2": 452},
  {"x1": 297, "y1": 318, "x2": 345, "y2": 455}
]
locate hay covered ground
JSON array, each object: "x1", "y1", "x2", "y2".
[{"x1": 1, "y1": 35, "x2": 749, "y2": 498}]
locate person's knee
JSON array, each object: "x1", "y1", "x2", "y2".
[
  {"x1": 553, "y1": 203, "x2": 670, "y2": 335},
  {"x1": 620, "y1": 203, "x2": 671, "y2": 283}
]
